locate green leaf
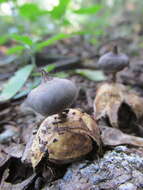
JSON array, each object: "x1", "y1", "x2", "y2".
[
  {"x1": 14, "y1": 78, "x2": 40, "y2": 99},
  {"x1": 19, "y1": 3, "x2": 48, "y2": 21},
  {"x1": 75, "y1": 69, "x2": 106, "y2": 81},
  {"x1": 73, "y1": 4, "x2": 102, "y2": 14},
  {"x1": 62, "y1": 18, "x2": 71, "y2": 26},
  {"x1": 10, "y1": 34, "x2": 33, "y2": 46},
  {"x1": 53, "y1": 72, "x2": 69, "y2": 78},
  {"x1": 43, "y1": 64, "x2": 56, "y2": 72},
  {"x1": 35, "y1": 33, "x2": 71, "y2": 51},
  {"x1": 50, "y1": 0, "x2": 70, "y2": 19},
  {"x1": 7, "y1": 45, "x2": 25, "y2": 54},
  {"x1": 32, "y1": 64, "x2": 56, "y2": 77},
  {"x1": 0, "y1": 64, "x2": 35, "y2": 101},
  {"x1": 0, "y1": 35, "x2": 8, "y2": 45},
  {"x1": 0, "y1": 0, "x2": 8, "y2": 3},
  {"x1": 74, "y1": 29, "x2": 103, "y2": 36}
]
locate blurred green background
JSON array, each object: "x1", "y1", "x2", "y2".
[{"x1": 0, "y1": 0, "x2": 143, "y2": 101}]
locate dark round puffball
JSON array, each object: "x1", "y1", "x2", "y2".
[
  {"x1": 97, "y1": 51, "x2": 129, "y2": 73},
  {"x1": 25, "y1": 78, "x2": 78, "y2": 116}
]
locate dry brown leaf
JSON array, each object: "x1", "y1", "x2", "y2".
[
  {"x1": 94, "y1": 83, "x2": 127, "y2": 128},
  {"x1": 100, "y1": 126, "x2": 143, "y2": 147},
  {"x1": 125, "y1": 93, "x2": 143, "y2": 119},
  {"x1": 94, "y1": 83, "x2": 143, "y2": 136}
]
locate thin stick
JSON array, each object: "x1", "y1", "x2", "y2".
[
  {"x1": 112, "y1": 45, "x2": 118, "y2": 55},
  {"x1": 112, "y1": 72, "x2": 117, "y2": 82}
]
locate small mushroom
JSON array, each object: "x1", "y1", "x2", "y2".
[
  {"x1": 31, "y1": 109, "x2": 101, "y2": 168},
  {"x1": 97, "y1": 45, "x2": 129, "y2": 82},
  {"x1": 24, "y1": 71, "x2": 78, "y2": 116}
]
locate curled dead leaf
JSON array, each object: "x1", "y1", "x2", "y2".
[
  {"x1": 94, "y1": 83, "x2": 127, "y2": 128},
  {"x1": 100, "y1": 126, "x2": 143, "y2": 147},
  {"x1": 94, "y1": 83, "x2": 143, "y2": 136},
  {"x1": 125, "y1": 93, "x2": 143, "y2": 119},
  {"x1": 31, "y1": 109, "x2": 101, "y2": 168}
]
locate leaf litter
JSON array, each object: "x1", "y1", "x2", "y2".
[{"x1": 1, "y1": 37, "x2": 143, "y2": 189}]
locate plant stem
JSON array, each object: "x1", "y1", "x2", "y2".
[
  {"x1": 113, "y1": 45, "x2": 118, "y2": 55},
  {"x1": 31, "y1": 54, "x2": 36, "y2": 66}
]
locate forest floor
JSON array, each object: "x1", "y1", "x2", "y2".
[{"x1": 1, "y1": 33, "x2": 143, "y2": 190}]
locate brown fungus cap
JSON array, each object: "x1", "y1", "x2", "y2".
[
  {"x1": 31, "y1": 109, "x2": 101, "y2": 168},
  {"x1": 97, "y1": 45, "x2": 129, "y2": 73}
]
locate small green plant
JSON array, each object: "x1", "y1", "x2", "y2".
[
  {"x1": 0, "y1": 0, "x2": 108, "y2": 101},
  {"x1": 0, "y1": 32, "x2": 72, "y2": 101}
]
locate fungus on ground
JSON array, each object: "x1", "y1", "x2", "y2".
[
  {"x1": 25, "y1": 70, "x2": 78, "y2": 116},
  {"x1": 97, "y1": 45, "x2": 129, "y2": 82},
  {"x1": 31, "y1": 108, "x2": 101, "y2": 168}
]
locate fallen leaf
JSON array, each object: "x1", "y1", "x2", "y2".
[
  {"x1": 75, "y1": 69, "x2": 106, "y2": 81},
  {"x1": 0, "y1": 173, "x2": 38, "y2": 190},
  {"x1": 100, "y1": 126, "x2": 143, "y2": 147},
  {"x1": 0, "y1": 125, "x2": 19, "y2": 143},
  {"x1": 0, "y1": 144, "x2": 32, "y2": 184},
  {"x1": 0, "y1": 55, "x2": 17, "y2": 66},
  {"x1": 94, "y1": 83, "x2": 126, "y2": 128},
  {"x1": 94, "y1": 83, "x2": 143, "y2": 136},
  {"x1": 125, "y1": 93, "x2": 143, "y2": 119},
  {"x1": 0, "y1": 64, "x2": 35, "y2": 101}
]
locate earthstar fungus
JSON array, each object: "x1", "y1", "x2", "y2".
[
  {"x1": 97, "y1": 45, "x2": 129, "y2": 82},
  {"x1": 31, "y1": 109, "x2": 101, "y2": 168},
  {"x1": 25, "y1": 70, "x2": 78, "y2": 116}
]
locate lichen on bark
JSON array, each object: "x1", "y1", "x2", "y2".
[{"x1": 45, "y1": 146, "x2": 143, "y2": 190}]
